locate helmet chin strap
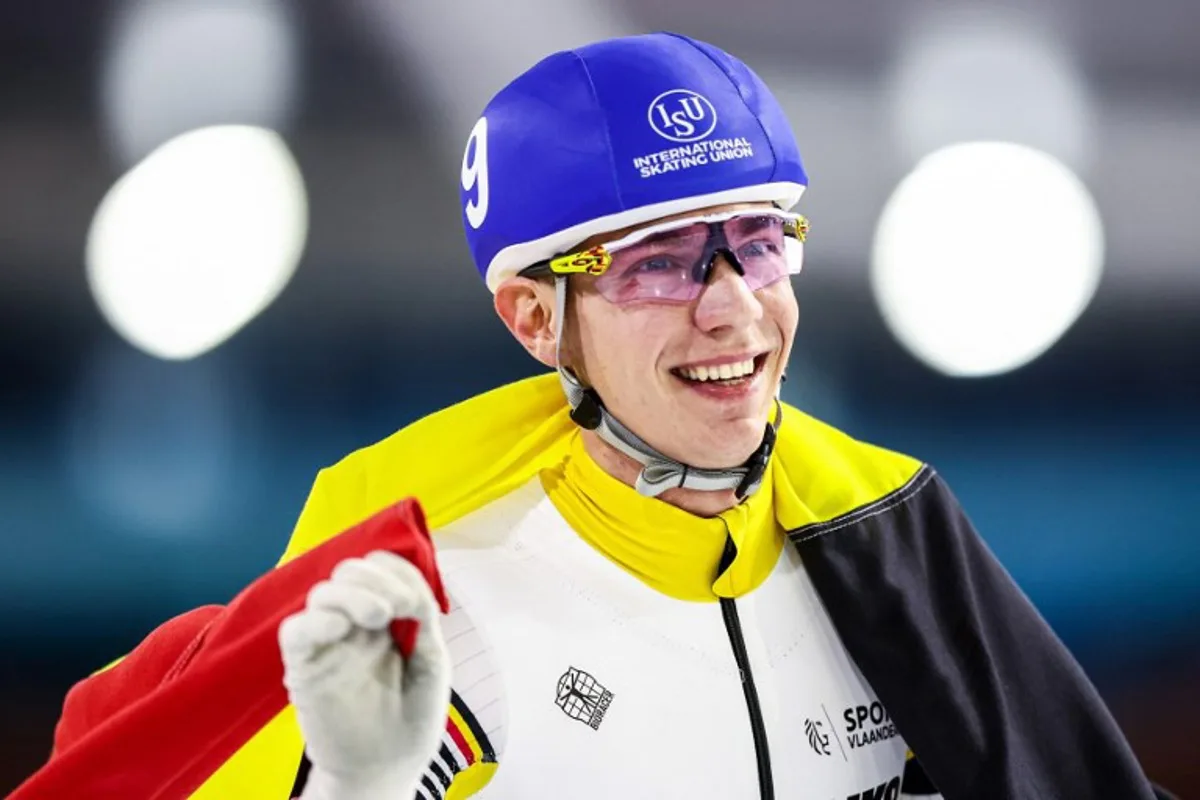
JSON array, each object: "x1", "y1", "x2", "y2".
[{"x1": 552, "y1": 276, "x2": 781, "y2": 501}]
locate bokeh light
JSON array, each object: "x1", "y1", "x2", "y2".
[
  {"x1": 871, "y1": 141, "x2": 1104, "y2": 377},
  {"x1": 85, "y1": 125, "x2": 308, "y2": 361}
]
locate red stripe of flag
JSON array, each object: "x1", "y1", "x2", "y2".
[{"x1": 445, "y1": 718, "x2": 476, "y2": 766}]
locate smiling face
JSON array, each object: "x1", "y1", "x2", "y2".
[{"x1": 564, "y1": 202, "x2": 799, "y2": 469}]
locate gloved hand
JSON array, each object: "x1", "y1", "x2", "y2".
[{"x1": 279, "y1": 550, "x2": 451, "y2": 800}]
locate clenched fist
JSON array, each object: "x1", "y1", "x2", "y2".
[{"x1": 278, "y1": 550, "x2": 451, "y2": 800}]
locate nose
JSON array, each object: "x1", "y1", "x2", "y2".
[{"x1": 692, "y1": 255, "x2": 764, "y2": 333}]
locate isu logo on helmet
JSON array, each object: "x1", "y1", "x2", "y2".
[
  {"x1": 647, "y1": 89, "x2": 718, "y2": 142},
  {"x1": 555, "y1": 667, "x2": 614, "y2": 730}
]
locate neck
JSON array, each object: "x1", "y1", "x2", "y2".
[{"x1": 579, "y1": 429, "x2": 741, "y2": 517}]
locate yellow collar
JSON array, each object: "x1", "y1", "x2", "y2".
[{"x1": 541, "y1": 432, "x2": 783, "y2": 602}]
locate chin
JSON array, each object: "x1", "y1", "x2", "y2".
[
  {"x1": 674, "y1": 420, "x2": 766, "y2": 469},
  {"x1": 630, "y1": 385, "x2": 775, "y2": 468}
]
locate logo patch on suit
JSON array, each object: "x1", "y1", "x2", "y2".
[
  {"x1": 804, "y1": 718, "x2": 832, "y2": 756},
  {"x1": 555, "y1": 667, "x2": 614, "y2": 730}
]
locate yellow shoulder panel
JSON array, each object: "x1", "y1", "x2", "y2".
[
  {"x1": 771, "y1": 402, "x2": 924, "y2": 532},
  {"x1": 279, "y1": 372, "x2": 574, "y2": 566}
]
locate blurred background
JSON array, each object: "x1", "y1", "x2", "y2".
[{"x1": 1, "y1": 0, "x2": 1197, "y2": 794}]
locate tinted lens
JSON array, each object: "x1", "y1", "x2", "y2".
[
  {"x1": 592, "y1": 214, "x2": 794, "y2": 304},
  {"x1": 594, "y1": 224, "x2": 710, "y2": 303},
  {"x1": 726, "y1": 215, "x2": 791, "y2": 291}
]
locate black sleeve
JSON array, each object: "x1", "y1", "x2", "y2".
[
  {"x1": 791, "y1": 466, "x2": 1158, "y2": 800},
  {"x1": 900, "y1": 755, "x2": 940, "y2": 796}
]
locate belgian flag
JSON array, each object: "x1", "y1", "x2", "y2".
[{"x1": 10, "y1": 499, "x2": 447, "y2": 800}]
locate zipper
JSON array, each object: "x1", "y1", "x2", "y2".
[{"x1": 718, "y1": 538, "x2": 774, "y2": 800}]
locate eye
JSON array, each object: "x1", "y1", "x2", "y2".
[
  {"x1": 628, "y1": 256, "x2": 683, "y2": 275},
  {"x1": 738, "y1": 240, "x2": 782, "y2": 259}
]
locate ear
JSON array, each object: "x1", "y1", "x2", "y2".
[{"x1": 494, "y1": 277, "x2": 560, "y2": 368}]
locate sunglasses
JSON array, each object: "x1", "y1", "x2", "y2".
[{"x1": 519, "y1": 209, "x2": 809, "y2": 305}]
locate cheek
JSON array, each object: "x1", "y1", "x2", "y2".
[
  {"x1": 765, "y1": 284, "x2": 800, "y2": 341},
  {"x1": 572, "y1": 298, "x2": 626, "y2": 387},
  {"x1": 573, "y1": 300, "x2": 670, "y2": 390}
]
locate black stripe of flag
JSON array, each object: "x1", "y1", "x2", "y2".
[{"x1": 450, "y1": 689, "x2": 497, "y2": 762}]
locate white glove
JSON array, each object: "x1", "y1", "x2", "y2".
[{"x1": 278, "y1": 550, "x2": 451, "y2": 800}]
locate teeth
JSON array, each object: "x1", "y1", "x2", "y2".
[{"x1": 679, "y1": 358, "x2": 757, "y2": 382}]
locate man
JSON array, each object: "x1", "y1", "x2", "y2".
[{"x1": 35, "y1": 31, "x2": 1165, "y2": 800}]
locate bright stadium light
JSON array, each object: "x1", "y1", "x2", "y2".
[
  {"x1": 86, "y1": 125, "x2": 308, "y2": 361},
  {"x1": 871, "y1": 141, "x2": 1104, "y2": 377}
]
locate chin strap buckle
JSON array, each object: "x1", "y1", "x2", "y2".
[
  {"x1": 569, "y1": 388, "x2": 604, "y2": 430},
  {"x1": 734, "y1": 420, "x2": 777, "y2": 501}
]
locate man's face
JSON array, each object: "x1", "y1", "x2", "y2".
[{"x1": 567, "y1": 202, "x2": 799, "y2": 469}]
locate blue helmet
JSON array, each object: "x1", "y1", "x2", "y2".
[{"x1": 459, "y1": 31, "x2": 809, "y2": 291}]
